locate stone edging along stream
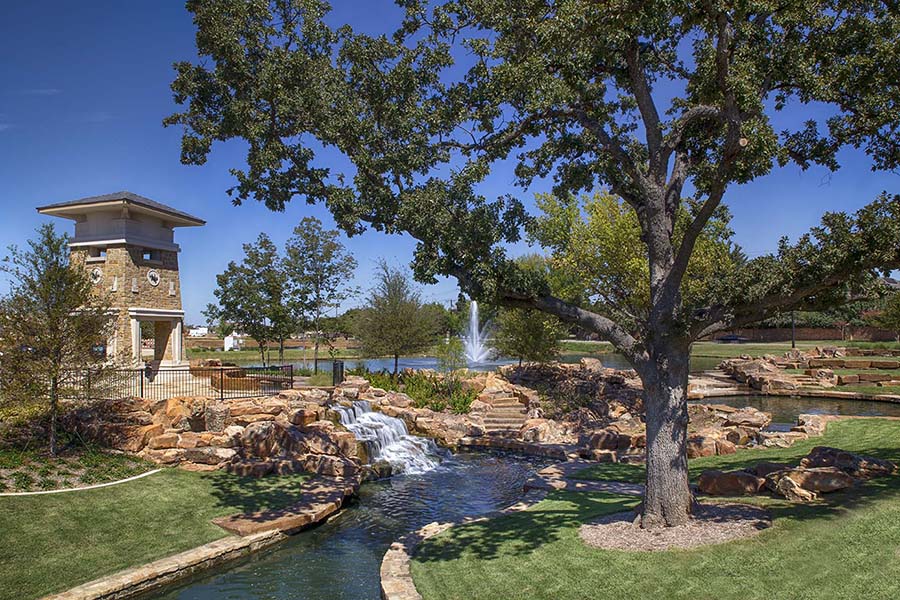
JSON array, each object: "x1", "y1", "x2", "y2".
[
  {"x1": 42, "y1": 474, "x2": 359, "y2": 600},
  {"x1": 44, "y1": 530, "x2": 286, "y2": 600}
]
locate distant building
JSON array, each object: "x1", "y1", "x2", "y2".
[
  {"x1": 224, "y1": 332, "x2": 243, "y2": 351},
  {"x1": 37, "y1": 191, "x2": 205, "y2": 367},
  {"x1": 188, "y1": 326, "x2": 209, "y2": 337}
]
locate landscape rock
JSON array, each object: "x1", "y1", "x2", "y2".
[
  {"x1": 800, "y1": 446, "x2": 896, "y2": 479},
  {"x1": 698, "y1": 470, "x2": 766, "y2": 495}
]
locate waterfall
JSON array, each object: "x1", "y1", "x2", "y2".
[
  {"x1": 463, "y1": 300, "x2": 491, "y2": 364},
  {"x1": 335, "y1": 401, "x2": 445, "y2": 475}
]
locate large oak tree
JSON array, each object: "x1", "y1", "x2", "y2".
[{"x1": 167, "y1": 0, "x2": 900, "y2": 527}]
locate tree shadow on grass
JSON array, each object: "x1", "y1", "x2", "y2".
[
  {"x1": 205, "y1": 471, "x2": 313, "y2": 515},
  {"x1": 414, "y1": 492, "x2": 639, "y2": 563}
]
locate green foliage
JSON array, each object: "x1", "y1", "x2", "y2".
[
  {"x1": 402, "y1": 371, "x2": 439, "y2": 409},
  {"x1": 0, "y1": 224, "x2": 118, "y2": 455},
  {"x1": 354, "y1": 262, "x2": 441, "y2": 374},
  {"x1": 435, "y1": 337, "x2": 467, "y2": 375},
  {"x1": 867, "y1": 292, "x2": 900, "y2": 341},
  {"x1": 207, "y1": 233, "x2": 293, "y2": 363},
  {"x1": 285, "y1": 216, "x2": 357, "y2": 370},
  {"x1": 412, "y1": 419, "x2": 900, "y2": 600},
  {"x1": 493, "y1": 307, "x2": 564, "y2": 365}
]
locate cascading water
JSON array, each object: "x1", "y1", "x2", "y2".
[
  {"x1": 463, "y1": 300, "x2": 492, "y2": 364},
  {"x1": 334, "y1": 400, "x2": 446, "y2": 475}
]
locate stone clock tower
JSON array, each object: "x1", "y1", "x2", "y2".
[{"x1": 38, "y1": 191, "x2": 205, "y2": 367}]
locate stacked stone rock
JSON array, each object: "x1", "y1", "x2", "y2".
[{"x1": 698, "y1": 443, "x2": 896, "y2": 502}]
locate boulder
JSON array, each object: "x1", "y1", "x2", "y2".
[
  {"x1": 715, "y1": 439, "x2": 737, "y2": 455},
  {"x1": 579, "y1": 429, "x2": 622, "y2": 451},
  {"x1": 579, "y1": 448, "x2": 617, "y2": 462},
  {"x1": 288, "y1": 408, "x2": 320, "y2": 427},
  {"x1": 723, "y1": 408, "x2": 771, "y2": 429},
  {"x1": 770, "y1": 467, "x2": 856, "y2": 493},
  {"x1": 520, "y1": 418, "x2": 563, "y2": 443},
  {"x1": 792, "y1": 414, "x2": 828, "y2": 436},
  {"x1": 241, "y1": 421, "x2": 282, "y2": 459},
  {"x1": 686, "y1": 435, "x2": 717, "y2": 458},
  {"x1": 697, "y1": 470, "x2": 765, "y2": 496},
  {"x1": 774, "y1": 475, "x2": 818, "y2": 502},
  {"x1": 800, "y1": 446, "x2": 896, "y2": 479},
  {"x1": 203, "y1": 402, "x2": 230, "y2": 432},
  {"x1": 751, "y1": 462, "x2": 792, "y2": 478},
  {"x1": 182, "y1": 446, "x2": 238, "y2": 466}
]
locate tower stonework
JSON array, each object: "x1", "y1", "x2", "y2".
[{"x1": 38, "y1": 192, "x2": 205, "y2": 367}]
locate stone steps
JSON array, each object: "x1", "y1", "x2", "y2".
[{"x1": 481, "y1": 396, "x2": 528, "y2": 432}]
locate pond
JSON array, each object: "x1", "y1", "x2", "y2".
[
  {"x1": 223, "y1": 352, "x2": 722, "y2": 373},
  {"x1": 156, "y1": 451, "x2": 551, "y2": 600},
  {"x1": 690, "y1": 395, "x2": 900, "y2": 429}
]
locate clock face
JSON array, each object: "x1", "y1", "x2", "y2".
[
  {"x1": 89, "y1": 267, "x2": 103, "y2": 284},
  {"x1": 147, "y1": 270, "x2": 161, "y2": 287}
]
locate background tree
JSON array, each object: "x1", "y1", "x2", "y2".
[
  {"x1": 168, "y1": 1, "x2": 900, "y2": 528},
  {"x1": 868, "y1": 293, "x2": 900, "y2": 342},
  {"x1": 354, "y1": 262, "x2": 440, "y2": 375},
  {"x1": 210, "y1": 233, "x2": 292, "y2": 363},
  {"x1": 285, "y1": 217, "x2": 357, "y2": 372},
  {"x1": 493, "y1": 308, "x2": 564, "y2": 367},
  {"x1": 0, "y1": 225, "x2": 117, "y2": 455}
]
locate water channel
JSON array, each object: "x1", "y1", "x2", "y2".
[{"x1": 157, "y1": 451, "x2": 551, "y2": 600}]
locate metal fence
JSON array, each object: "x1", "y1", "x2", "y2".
[{"x1": 65, "y1": 365, "x2": 295, "y2": 403}]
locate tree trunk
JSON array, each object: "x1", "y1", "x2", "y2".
[
  {"x1": 258, "y1": 343, "x2": 266, "y2": 366},
  {"x1": 279, "y1": 337, "x2": 285, "y2": 363},
  {"x1": 639, "y1": 340, "x2": 693, "y2": 528},
  {"x1": 49, "y1": 375, "x2": 59, "y2": 456},
  {"x1": 313, "y1": 308, "x2": 321, "y2": 374}
]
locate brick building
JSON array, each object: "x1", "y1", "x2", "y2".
[{"x1": 37, "y1": 192, "x2": 205, "y2": 367}]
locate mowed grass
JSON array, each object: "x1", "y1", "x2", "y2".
[
  {"x1": 572, "y1": 419, "x2": 900, "y2": 484},
  {"x1": 0, "y1": 468, "x2": 310, "y2": 599},
  {"x1": 412, "y1": 419, "x2": 900, "y2": 600}
]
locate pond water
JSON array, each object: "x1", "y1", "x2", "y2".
[
  {"x1": 690, "y1": 395, "x2": 900, "y2": 429},
  {"x1": 156, "y1": 452, "x2": 551, "y2": 600},
  {"x1": 224, "y1": 352, "x2": 722, "y2": 373}
]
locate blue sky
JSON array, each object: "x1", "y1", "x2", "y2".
[{"x1": 1, "y1": 1, "x2": 896, "y2": 324}]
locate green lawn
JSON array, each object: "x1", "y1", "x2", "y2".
[
  {"x1": 0, "y1": 444, "x2": 154, "y2": 492},
  {"x1": 0, "y1": 468, "x2": 310, "y2": 599},
  {"x1": 573, "y1": 419, "x2": 900, "y2": 484},
  {"x1": 690, "y1": 340, "x2": 823, "y2": 359},
  {"x1": 412, "y1": 419, "x2": 900, "y2": 600}
]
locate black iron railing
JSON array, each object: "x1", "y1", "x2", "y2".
[{"x1": 65, "y1": 365, "x2": 294, "y2": 403}]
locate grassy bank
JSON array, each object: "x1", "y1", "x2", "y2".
[
  {"x1": 412, "y1": 419, "x2": 900, "y2": 600},
  {"x1": 0, "y1": 444, "x2": 153, "y2": 492},
  {"x1": 573, "y1": 418, "x2": 899, "y2": 484},
  {"x1": 0, "y1": 469, "x2": 310, "y2": 599}
]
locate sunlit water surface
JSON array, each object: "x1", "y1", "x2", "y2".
[{"x1": 156, "y1": 452, "x2": 551, "y2": 600}]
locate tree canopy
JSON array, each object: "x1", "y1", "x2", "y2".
[
  {"x1": 169, "y1": 0, "x2": 900, "y2": 527},
  {"x1": 0, "y1": 225, "x2": 117, "y2": 454},
  {"x1": 354, "y1": 261, "x2": 440, "y2": 374},
  {"x1": 285, "y1": 216, "x2": 357, "y2": 370}
]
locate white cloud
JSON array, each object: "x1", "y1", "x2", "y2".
[
  {"x1": 80, "y1": 111, "x2": 114, "y2": 123},
  {"x1": 17, "y1": 88, "x2": 61, "y2": 96}
]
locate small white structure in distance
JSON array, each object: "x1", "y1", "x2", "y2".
[
  {"x1": 188, "y1": 326, "x2": 209, "y2": 337},
  {"x1": 224, "y1": 332, "x2": 243, "y2": 351}
]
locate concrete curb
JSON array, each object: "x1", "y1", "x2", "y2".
[
  {"x1": 0, "y1": 469, "x2": 162, "y2": 497},
  {"x1": 42, "y1": 530, "x2": 285, "y2": 600},
  {"x1": 380, "y1": 490, "x2": 547, "y2": 600}
]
